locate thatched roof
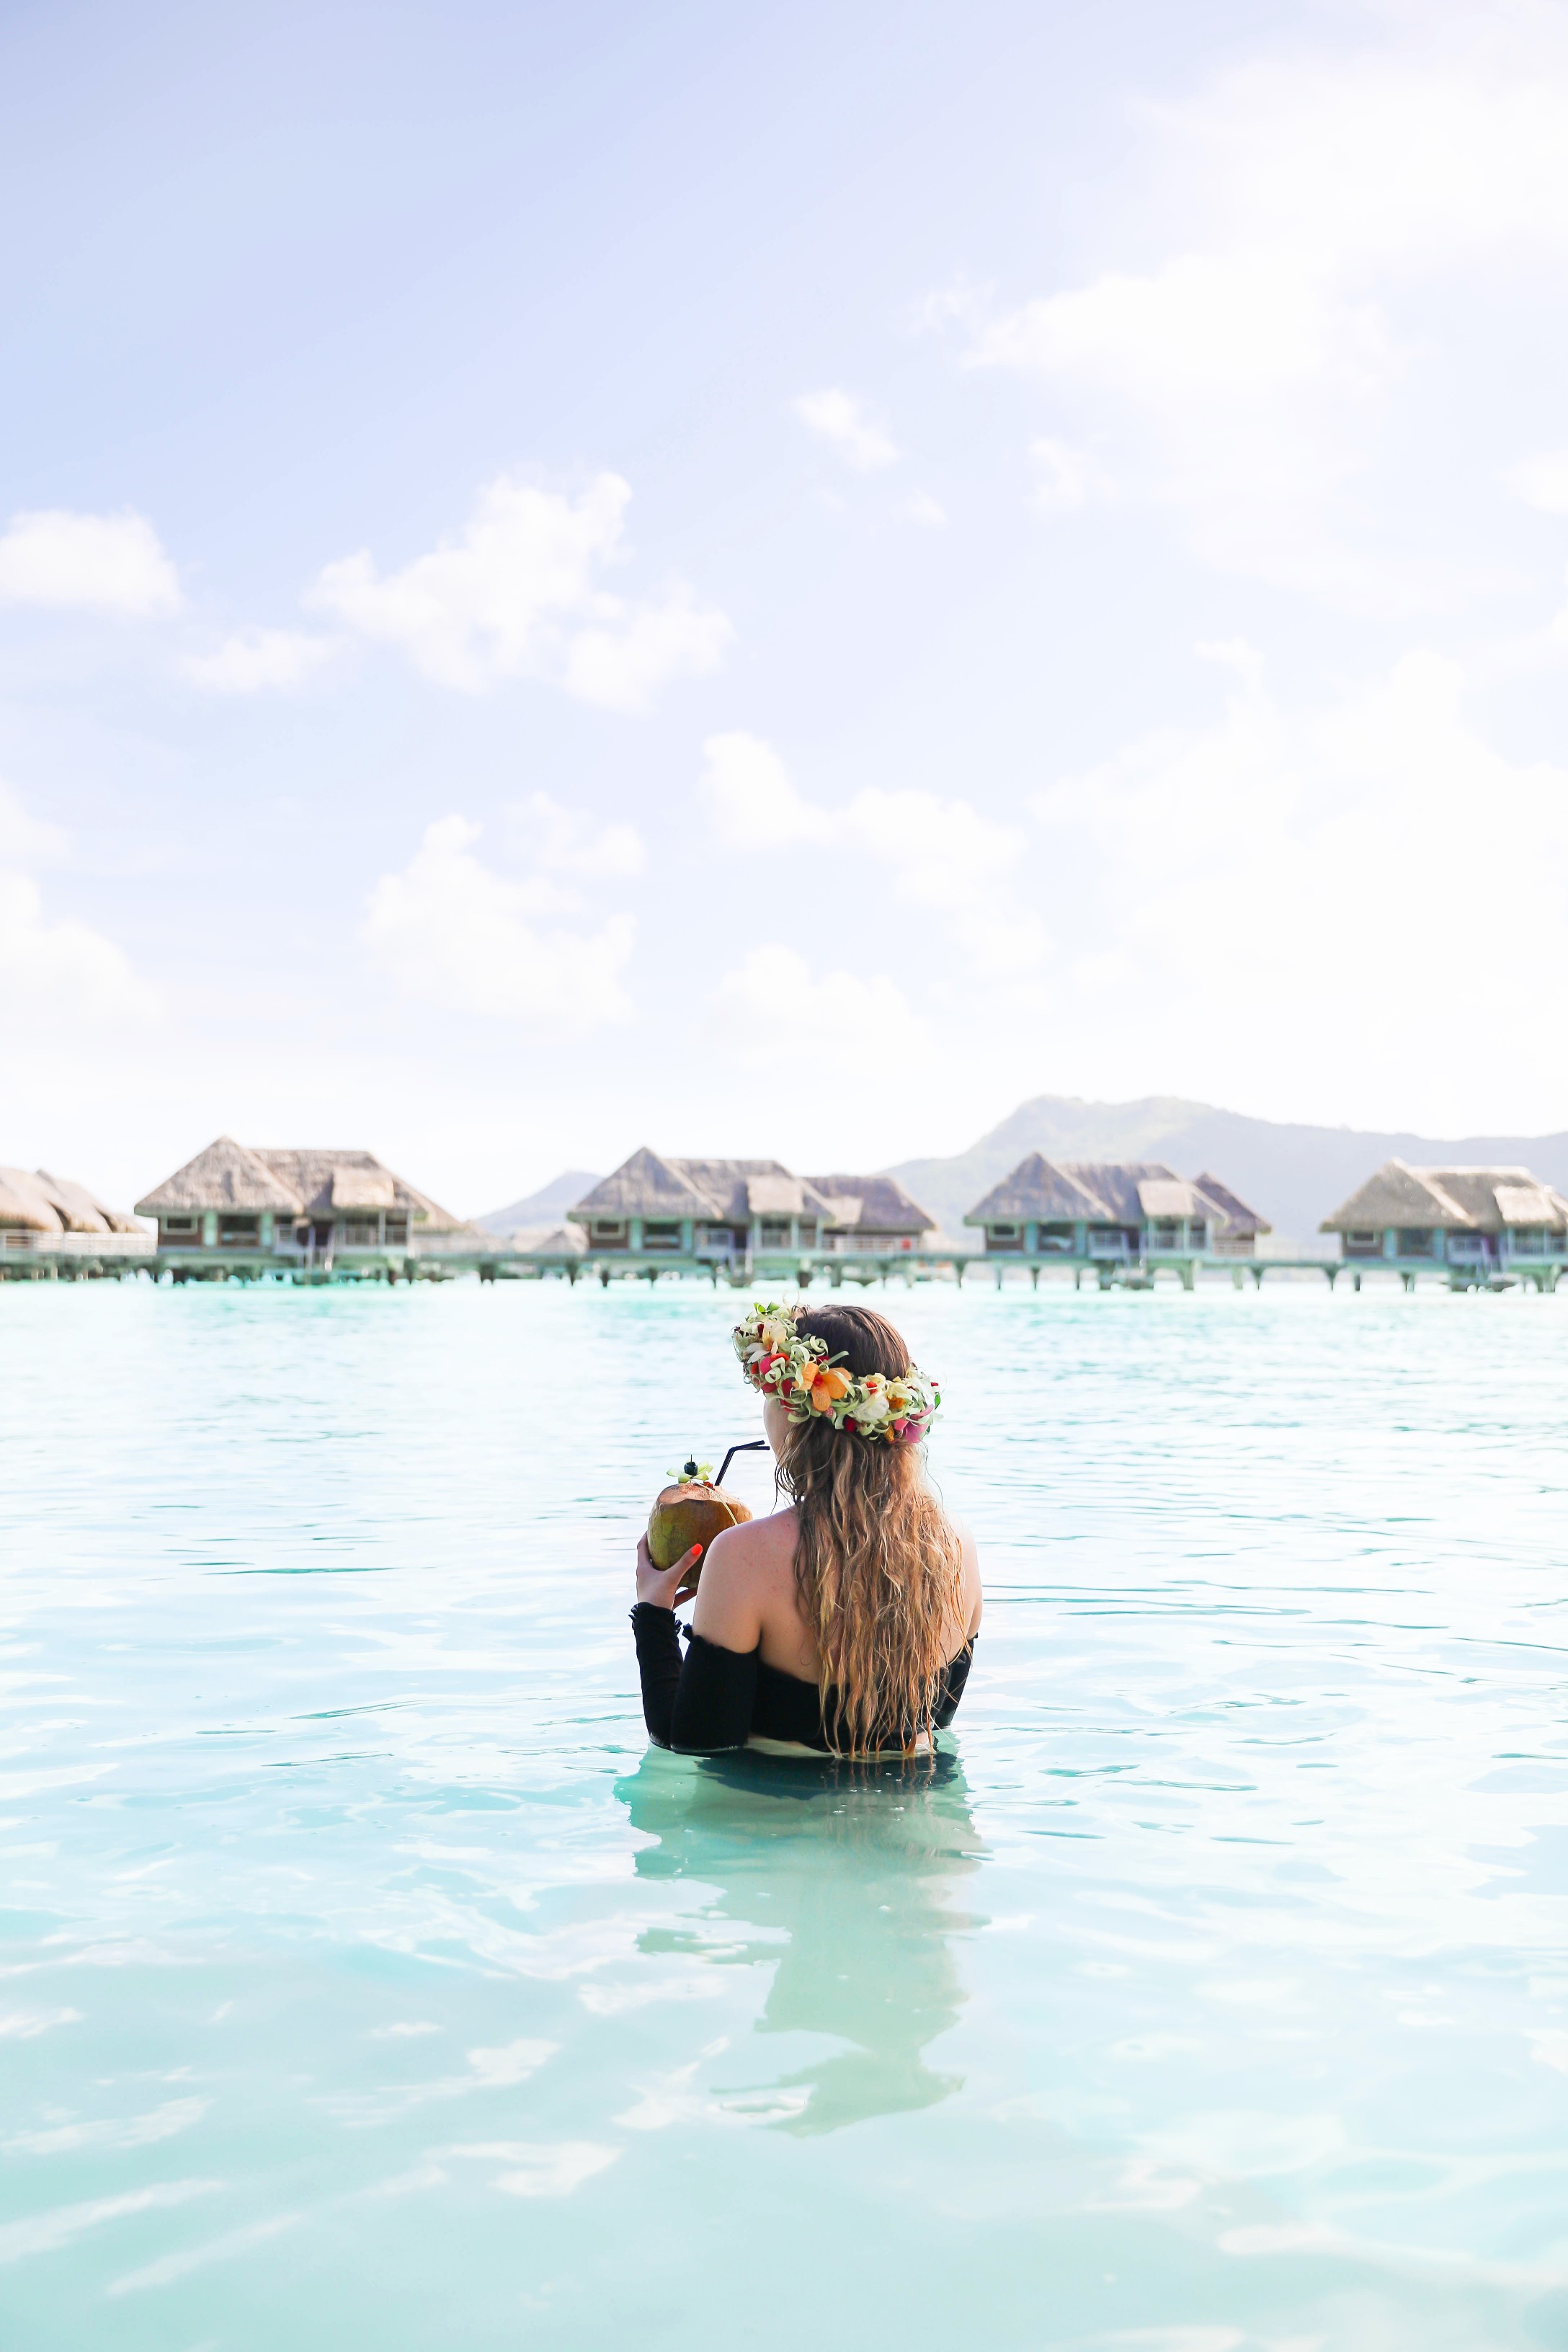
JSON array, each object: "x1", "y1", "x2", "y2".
[
  {"x1": 745, "y1": 1173, "x2": 805, "y2": 1217},
  {"x1": 135, "y1": 1137, "x2": 460, "y2": 1228},
  {"x1": 254, "y1": 1150, "x2": 458, "y2": 1228},
  {"x1": 34, "y1": 1170, "x2": 141, "y2": 1233},
  {"x1": 0, "y1": 1168, "x2": 63, "y2": 1231},
  {"x1": 1137, "y1": 1176, "x2": 1200, "y2": 1219},
  {"x1": 1493, "y1": 1184, "x2": 1562, "y2": 1227},
  {"x1": 1193, "y1": 1173, "x2": 1271, "y2": 1239},
  {"x1": 806, "y1": 1173, "x2": 936, "y2": 1234},
  {"x1": 509, "y1": 1220, "x2": 588, "y2": 1256},
  {"x1": 0, "y1": 1166, "x2": 142, "y2": 1233},
  {"x1": 1321, "y1": 1159, "x2": 1568, "y2": 1235},
  {"x1": 967, "y1": 1155, "x2": 1266, "y2": 1237},
  {"x1": 966, "y1": 1155, "x2": 1178, "y2": 1225},
  {"x1": 572, "y1": 1151, "x2": 827, "y2": 1225},
  {"x1": 966, "y1": 1153, "x2": 1093, "y2": 1223},
  {"x1": 572, "y1": 1149, "x2": 716, "y2": 1220},
  {"x1": 329, "y1": 1166, "x2": 397, "y2": 1211},
  {"x1": 678, "y1": 1159, "x2": 806, "y2": 1222},
  {"x1": 138, "y1": 1135, "x2": 300, "y2": 1215}
]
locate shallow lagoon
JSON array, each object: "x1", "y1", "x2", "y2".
[{"x1": 3, "y1": 1278, "x2": 1567, "y2": 2348}]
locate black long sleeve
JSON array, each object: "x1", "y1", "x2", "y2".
[
  {"x1": 631, "y1": 1603, "x2": 759, "y2": 1753},
  {"x1": 933, "y1": 1641, "x2": 974, "y2": 1728},
  {"x1": 631, "y1": 1605, "x2": 976, "y2": 1754}
]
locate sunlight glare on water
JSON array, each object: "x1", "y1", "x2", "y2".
[{"x1": 3, "y1": 1278, "x2": 1567, "y2": 2349}]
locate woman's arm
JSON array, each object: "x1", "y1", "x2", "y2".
[
  {"x1": 953, "y1": 1517, "x2": 984, "y2": 1637},
  {"x1": 631, "y1": 1536, "x2": 760, "y2": 1754}
]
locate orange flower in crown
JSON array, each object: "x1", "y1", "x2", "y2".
[
  {"x1": 731, "y1": 1301, "x2": 940, "y2": 1445},
  {"x1": 798, "y1": 1359, "x2": 853, "y2": 1415}
]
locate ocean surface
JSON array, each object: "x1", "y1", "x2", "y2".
[{"x1": 3, "y1": 1277, "x2": 1567, "y2": 2350}]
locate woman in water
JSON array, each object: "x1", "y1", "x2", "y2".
[{"x1": 631, "y1": 1301, "x2": 981, "y2": 1757}]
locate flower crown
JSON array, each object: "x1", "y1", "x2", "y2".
[{"x1": 732, "y1": 1302, "x2": 939, "y2": 1445}]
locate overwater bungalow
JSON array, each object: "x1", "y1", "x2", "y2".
[
  {"x1": 964, "y1": 1154, "x2": 1269, "y2": 1271},
  {"x1": 566, "y1": 1150, "x2": 935, "y2": 1274},
  {"x1": 1320, "y1": 1161, "x2": 1568, "y2": 1280},
  {"x1": 0, "y1": 1165, "x2": 150, "y2": 1275},
  {"x1": 135, "y1": 1135, "x2": 473, "y2": 1277},
  {"x1": 802, "y1": 1173, "x2": 936, "y2": 1255}
]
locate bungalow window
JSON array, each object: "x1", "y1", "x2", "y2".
[
  {"x1": 798, "y1": 1220, "x2": 818, "y2": 1246},
  {"x1": 758, "y1": 1218, "x2": 791, "y2": 1248},
  {"x1": 592, "y1": 1220, "x2": 627, "y2": 1248},
  {"x1": 1397, "y1": 1229, "x2": 1435, "y2": 1257},
  {"x1": 1038, "y1": 1222, "x2": 1074, "y2": 1253},
  {"x1": 218, "y1": 1215, "x2": 259, "y2": 1246},
  {"x1": 161, "y1": 1216, "x2": 197, "y2": 1237},
  {"x1": 1510, "y1": 1227, "x2": 1550, "y2": 1255},
  {"x1": 1344, "y1": 1230, "x2": 1381, "y2": 1256},
  {"x1": 1150, "y1": 1220, "x2": 1180, "y2": 1250},
  {"x1": 986, "y1": 1223, "x2": 1023, "y2": 1252},
  {"x1": 1088, "y1": 1228, "x2": 1131, "y2": 1256},
  {"x1": 340, "y1": 1217, "x2": 379, "y2": 1247},
  {"x1": 385, "y1": 1217, "x2": 409, "y2": 1246},
  {"x1": 643, "y1": 1220, "x2": 682, "y2": 1251}
]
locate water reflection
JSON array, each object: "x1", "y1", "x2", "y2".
[{"x1": 616, "y1": 1748, "x2": 986, "y2": 2134}]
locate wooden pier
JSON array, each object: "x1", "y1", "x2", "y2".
[{"x1": 499, "y1": 1239, "x2": 1567, "y2": 1295}]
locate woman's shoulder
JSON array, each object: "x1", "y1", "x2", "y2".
[
  {"x1": 690, "y1": 1505, "x2": 797, "y2": 1651},
  {"x1": 947, "y1": 1512, "x2": 983, "y2": 1636},
  {"x1": 704, "y1": 1504, "x2": 797, "y2": 1581}
]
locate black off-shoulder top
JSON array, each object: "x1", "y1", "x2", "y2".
[{"x1": 630, "y1": 1602, "x2": 975, "y2": 1756}]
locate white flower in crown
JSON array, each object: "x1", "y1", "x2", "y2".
[{"x1": 731, "y1": 1300, "x2": 940, "y2": 1445}]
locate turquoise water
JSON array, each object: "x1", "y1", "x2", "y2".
[{"x1": 3, "y1": 1279, "x2": 1567, "y2": 2348}]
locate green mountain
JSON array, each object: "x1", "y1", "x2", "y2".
[
  {"x1": 475, "y1": 1169, "x2": 600, "y2": 1235},
  {"x1": 888, "y1": 1095, "x2": 1568, "y2": 1248}
]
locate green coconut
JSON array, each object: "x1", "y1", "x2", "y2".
[{"x1": 648, "y1": 1470, "x2": 753, "y2": 1590}]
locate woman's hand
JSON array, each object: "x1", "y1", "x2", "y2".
[{"x1": 636, "y1": 1533, "x2": 700, "y2": 1610}]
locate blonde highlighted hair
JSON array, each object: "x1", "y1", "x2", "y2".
[{"x1": 775, "y1": 1305, "x2": 965, "y2": 1755}]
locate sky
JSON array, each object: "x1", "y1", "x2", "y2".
[{"x1": 7, "y1": 0, "x2": 1568, "y2": 1215}]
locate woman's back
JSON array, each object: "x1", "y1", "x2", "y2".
[
  {"x1": 692, "y1": 1502, "x2": 981, "y2": 1687},
  {"x1": 631, "y1": 1300, "x2": 982, "y2": 1759}
]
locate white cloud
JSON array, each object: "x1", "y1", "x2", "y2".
[
  {"x1": 905, "y1": 491, "x2": 948, "y2": 528},
  {"x1": 181, "y1": 627, "x2": 338, "y2": 693},
  {"x1": 700, "y1": 732, "x2": 1045, "y2": 974},
  {"x1": 0, "y1": 872, "x2": 160, "y2": 1023},
  {"x1": 560, "y1": 586, "x2": 731, "y2": 714},
  {"x1": 1030, "y1": 640, "x2": 1568, "y2": 1127},
  {"x1": 966, "y1": 23, "x2": 1568, "y2": 606},
  {"x1": 793, "y1": 389, "x2": 900, "y2": 471},
  {"x1": 0, "y1": 508, "x2": 180, "y2": 616},
  {"x1": 716, "y1": 943, "x2": 912, "y2": 1066},
  {"x1": 0, "y1": 786, "x2": 161, "y2": 1025},
  {"x1": 0, "y1": 781, "x2": 68, "y2": 864},
  {"x1": 702, "y1": 732, "x2": 832, "y2": 851},
  {"x1": 520, "y1": 791, "x2": 643, "y2": 879},
  {"x1": 1507, "y1": 450, "x2": 1568, "y2": 515},
  {"x1": 361, "y1": 815, "x2": 635, "y2": 1026},
  {"x1": 308, "y1": 470, "x2": 729, "y2": 707},
  {"x1": 1030, "y1": 438, "x2": 1113, "y2": 514}
]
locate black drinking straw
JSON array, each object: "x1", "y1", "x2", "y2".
[{"x1": 714, "y1": 1439, "x2": 769, "y2": 1488}]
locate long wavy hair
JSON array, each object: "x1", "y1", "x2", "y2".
[{"x1": 775, "y1": 1305, "x2": 965, "y2": 1756}]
